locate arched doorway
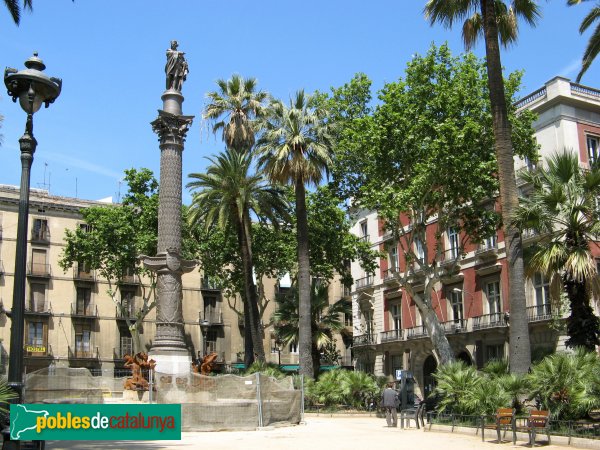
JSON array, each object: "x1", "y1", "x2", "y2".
[
  {"x1": 423, "y1": 355, "x2": 437, "y2": 398},
  {"x1": 457, "y1": 351, "x2": 473, "y2": 366}
]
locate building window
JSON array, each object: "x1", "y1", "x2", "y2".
[
  {"x1": 363, "y1": 310, "x2": 374, "y2": 335},
  {"x1": 76, "y1": 286, "x2": 92, "y2": 315},
  {"x1": 485, "y1": 281, "x2": 501, "y2": 315},
  {"x1": 390, "y1": 304, "x2": 401, "y2": 330},
  {"x1": 389, "y1": 246, "x2": 398, "y2": 271},
  {"x1": 120, "y1": 335, "x2": 132, "y2": 358},
  {"x1": 449, "y1": 289, "x2": 464, "y2": 322},
  {"x1": 483, "y1": 234, "x2": 497, "y2": 250},
  {"x1": 203, "y1": 295, "x2": 221, "y2": 323},
  {"x1": 289, "y1": 341, "x2": 298, "y2": 354},
  {"x1": 120, "y1": 288, "x2": 135, "y2": 316},
  {"x1": 587, "y1": 135, "x2": 599, "y2": 165},
  {"x1": 31, "y1": 248, "x2": 48, "y2": 275},
  {"x1": 32, "y1": 218, "x2": 49, "y2": 242},
  {"x1": 74, "y1": 324, "x2": 92, "y2": 357},
  {"x1": 391, "y1": 354, "x2": 403, "y2": 375},
  {"x1": 360, "y1": 221, "x2": 368, "y2": 238},
  {"x1": 28, "y1": 322, "x2": 44, "y2": 346},
  {"x1": 415, "y1": 237, "x2": 425, "y2": 263},
  {"x1": 29, "y1": 283, "x2": 46, "y2": 312},
  {"x1": 485, "y1": 344, "x2": 504, "y2": 362},
  {"x1": 447, "y1": 227, "x2": 459, "y2": 259},
  {"x1": 205, "y1": 330, "x2": 218, "y2": 354}
]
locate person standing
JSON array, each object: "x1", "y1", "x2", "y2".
[{"x1": 381, "y1": 382, "x2": 399, "y2": 427}]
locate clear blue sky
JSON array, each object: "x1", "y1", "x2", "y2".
[{"x1": 0, "y1": 1, "x2": 597, "y2": 204}]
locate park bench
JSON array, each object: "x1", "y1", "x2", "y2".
[
  {"x1": 514, "y1": 410, "x2": 551, "y2": 446},
  {"x1": 481, "y1": 408, "x2": 515, "y2": 443}
]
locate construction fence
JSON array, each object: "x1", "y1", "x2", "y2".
[{"x1": 23, "y1": 367, "x2": 303, "y2": 431}]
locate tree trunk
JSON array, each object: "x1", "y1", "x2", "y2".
[
  {"x1": 312, "y1": 341, "x2": 321, "y2": 380},
  {"x1": 564, "y1": 276, "x2": 600, "y2": 351},
  {"x1": 410, "y1": 288, "x2": 455, "y2": 365},
  {"x1": 296, "y1": 179, "x2": 314, "y2": 379},
  {"x1": 481, "y1": 0, "x2": 531, "y2": 374},
  {"x1": 243, "y1": 297, "x2": 254, "y2": 368},
  {"x1": 236, "y1": 214, "x2": 265, "y2": 364}
]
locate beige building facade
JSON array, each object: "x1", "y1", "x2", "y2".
[{"x1": 0, "y1": 185, "x2": 351, "y2": 376}]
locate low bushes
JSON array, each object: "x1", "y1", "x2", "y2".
[{"x1": 305, "y1": 369, "x2": 383, "y2": 409}]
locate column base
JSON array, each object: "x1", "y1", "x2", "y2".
[{"x1": 149, "y1": 350, "x2": 191, "y2": 375}]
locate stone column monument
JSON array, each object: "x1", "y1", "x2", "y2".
[{"x1": 142, "y1": 41, "x2": 196, "y2": 375}]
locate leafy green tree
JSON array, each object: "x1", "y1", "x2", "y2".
[
  {"x1": 327, "y1": 45, "x2": 537, "y2": 365},
  {"x1": 567, "y1": 0, "x2": 600, "y2": 81},
  {"x1": 256, "y1": 90, "x2": 334, "y2": 380},
  {"x1": 273, "y1": 280, "x2": 350, "y2": 378},
  {"x1": 425, "y1": 0, "x2": 541, "y2": 374},
  {"x1": 306, "y1": 369, "x2": 381, "y2": 409},
  {"x1": 513, "y1": 151, "x2": 600, "y2": 350},
  {"x1": 203, "y1": 74, "x2": 268, "y2": 152},
  {"x1": 187, "y1": 147, "x2": 288, "y2": 366},
  {"x1": 59, "y1": 168, "x2": 160, "y2": 353},
  {"x1": 433, "y1": 361, "x2": 483, "y2": 414},
  {"x1": 527, "y1": 349, "x2": 600, "y2": 420}
]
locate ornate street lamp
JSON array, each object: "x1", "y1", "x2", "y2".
[{"x1": 4, "y1": 53, "x2": 61, "y2": 403}]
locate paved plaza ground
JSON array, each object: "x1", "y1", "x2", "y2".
[{"x1": 43, "y1": 416, "x2": 582, "y2": 450}]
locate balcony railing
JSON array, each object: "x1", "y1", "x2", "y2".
[
  {"x1": 514, "y1": 86, "x2": 547, "y2": 109},
  {"x1": 438, "y1": 248, "x2": 461, "y2": 267},
  {"x1": 25, "y1": 301, "x2": 52, "y2": 315},
  {"x1": 115, "y1": 306, "x2": 137, "y2": 320},
  {"x1": 380, "y1": 329, "x2": 403, "y2": 343},
  {"x1": 73, "y1": 266, "x2": 95, "y2": 282},
  {"x1": 407, "y1": 325, "x2": 428, "y2": 339},
  {"x1": 27, "y1": 262, "x2": 51, "y2": 278},
  {"x1": 355, "y1": 275, "x2": 373, "y2": 290},
  {"x1": 527, "y1": 303, "x2": 553, "y2": 322},
  {"x1": 352, "y1": 333, "x2": 375, "y2": 346},
  {"x1": 359, "y1": 234, "x2": 370, "y2": 243},
  {"x1": 472, "y1": 312, "x2": 506, "y2": 330},
  {"x1": 201, "y1": 277, "x2": 220, "y2": 290},
  {"x1": 475, "y1": 240, "x2": 498, "y2": 259},
  {"x1": 71, "y1": 303, "x2": 98, "y2": 318},
  {"x1": 441, "y1": 319, "x2": 466, "y2": 333},
  {"x1": 31, "y1": 228, "x2": 50, "y2": 244},
  {"x1": 383, "y1": 268, "x2": 398, "y2": 282},
  {"x1": 68, "y1": 345, "x2": 99, "y2": 359},
  {"x1": 199, "y1": 309, "x2": 223, "y2": 325}
]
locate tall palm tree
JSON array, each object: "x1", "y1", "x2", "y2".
[
  {"x1": 187, "y1": 148, "x2": 288, "y2": 366},
  {"x1": 424, "y1": 0, "x2": 541, "y2": 374},
  {"x1": 256, "y1": 90, "x2": 334, "y2": 379},
  {"x1": 4, "y1": 0, "x2": 32, "y2": 25},
  {"x1": 203, "y1": 74, "x2": 268, "y2": 152},
  {"x1": 567, "y1": 0, "x2": 600, "y2": 82},
  {"x1": 513, "y1": 150, "x2": 600, "y2": 350},
  {"x1": 273, "y1": 281, "x2": 350, "y2": 378}
]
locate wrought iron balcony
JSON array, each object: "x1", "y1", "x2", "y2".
[
  {"x1": 441, "y1": 319, "x2": 466, "y2": 333},
  {"x1": 475, "y1": 240, "x2": 498, "y2": 260},
  {"x1": 24, "y1": 301, "x2": 52, "y2": 316},
  {"x1": 472, "y1": 312, "x2": 507, "y2": 330},
  {"x1": 383, "y1": 268, "x2": 398, "y2": 282},
  {"x1": 355, "y1": 275, "x2": 373, "y2": 290},
  {"x1": 31, "y1": 228, "x2": 50, "y2": 244},
  {"x1": 380, "y1": 329, "x2": 403, "y2": 343},
  {"x1": 352, "y1": 333, "x2": 375, "y2": 347},
  {"x1": 406, "y1": 325, "x2": 428, "y2": 339},
  {"x1": 71, "y1": 303, "x2": 98, "y2": 319},
  {"x1": 199, "y1": 309, "x2": 223, "y2": 325},
  {"x1": 201, "y1": 276, "x2": 221, "y2": 291},
  {"x1": 359, "y1": 234, "x2": 370, "y2": 243},
  {"x1": 438, "y1": 248, "x2": 461, "y2": 267},
  {"x1": 73, "y1": 265, "x2": 95, "y2": 282},
  {"x1": 68, "y1": 345, "x2": 99, "y2": 360},
  {"x1": 115, "y1": 306, "x2": 137, "y2": 320},
  {"x1": 27, "y1": 262, "x2": 51, "y2": 278},
  {"x1": 527, "y1": 303, "x2": 553, "y2": 322}
]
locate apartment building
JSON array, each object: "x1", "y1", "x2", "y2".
[
  {"x1": 349, "y1": 76, "x2": 600, "y2": 398},
  {"x1": 0, "y1": 185, "x2": 351, "y2": 375}
]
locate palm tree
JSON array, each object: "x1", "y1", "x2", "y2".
[
  {"x1": 203, "y1": 74, "x2": 268, "y2": 152},
  {"x1": 567, "y1": 0, "x2": 600, "y2": 82},
  {"x1": 256, "y1": 90, "x2": 334, "y2": 379},
  {"x1": 4, "y1": 0, "x2": 32, "y2": 25},
  {"x1": 187, "y1": 148, "x2": 288, "y2": 367},
  {"x1": 424, "y1": 0, "x2": 541, "y2": 374},
  {"x1": 513, "y1": 150, "x2": 600, "y2": 350},
  {"x1": 273, "y1": 280, "x2": 350, "y2": 379}
]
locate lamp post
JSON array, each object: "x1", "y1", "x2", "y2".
[
  {"x1": 4, "y1": 53, "x2": 61, "y2": 404},
  {"x1": 199, "y1": 319, "x2": 209, "y2": 359},
  {"x1": 275, "y1": 338, "x2": 282, "y2": 367}
]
